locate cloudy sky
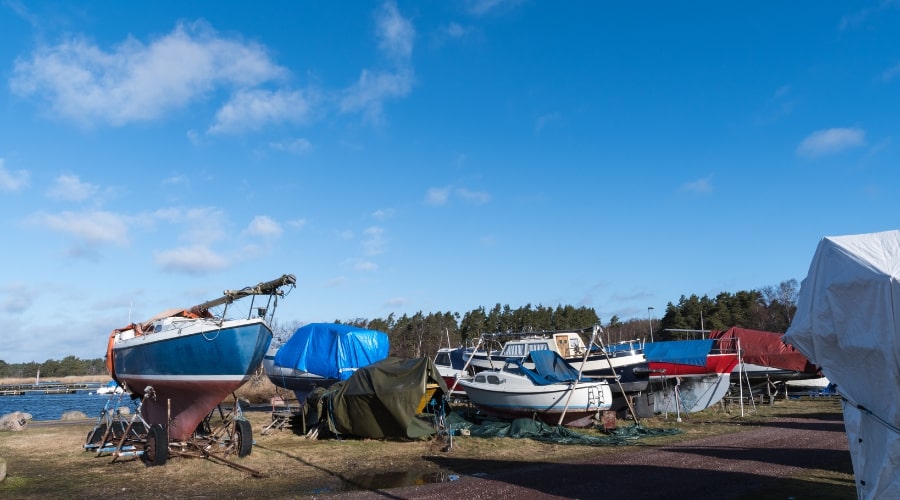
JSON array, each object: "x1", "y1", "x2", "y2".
[{"x1": 2, "y1": 1, "x2": 898, "y2": 363}]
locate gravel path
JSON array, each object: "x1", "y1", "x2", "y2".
[{"x1": 339, "y1": 414, "x2": 853, "y2": 499}]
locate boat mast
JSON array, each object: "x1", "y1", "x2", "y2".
[{"x1": 188, "y1": 274, "x2": 297, "y2": 316}]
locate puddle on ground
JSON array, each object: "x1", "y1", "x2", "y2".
[{"x1": 304, "y1": 470, "x2": 462, "y2": 494}]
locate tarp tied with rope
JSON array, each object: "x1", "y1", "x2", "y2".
[
  {"x1": 784, "y1": 230, "x2": 900, "y2": 500},
  {"x1": 305, "y1": 356, "x2": 448, "y2": 440}
]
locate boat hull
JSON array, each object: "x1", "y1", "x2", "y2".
[
  {"x1": 471, "y1": 352, "x2": 649, "y2": 394},
  {"x1": 113, "y1": 319, "x2": 272, "y2": 441},
  {"x1": 263, "y1": 350, "x2": 339, "y2": 403},
  {"x1": 648, "y1": 353, "x2": 740, "y2": 377},
  {"x1": 459, "y1": 375, "x2": 612, "y2": 426},
  {"x1": 648, "y1": 373, "x2": 732, "y2": 414}
]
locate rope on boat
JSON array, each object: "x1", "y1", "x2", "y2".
[{"x1": 841, "y1": 395, "x2": 900, "y2": 436}]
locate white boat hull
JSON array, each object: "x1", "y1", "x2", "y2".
[
  {"x1": 649, "y1": 373, "x2": 732, "y2": 414},
  {"x1": 459, "y1": 371, "x2": 612, "y2": 426}
]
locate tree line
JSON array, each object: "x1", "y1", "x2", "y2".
[
  {"x1": 0, "y1": 356, "x2": 107, "y2": 379},
  {"x1": 1, "y1": 279, "x2": 798, "y2": 376}
]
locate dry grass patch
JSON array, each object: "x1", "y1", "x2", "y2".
[{"x1": 0, "y1": 394, "x2": 849, "y2": 499}]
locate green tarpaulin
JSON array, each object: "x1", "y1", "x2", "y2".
[{"x1": 307, "y1": 356, "x2": 448, "y2": 439}]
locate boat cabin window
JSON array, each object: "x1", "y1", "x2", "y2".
[
  {"x1": 434, "y1": 352, "x2": 451, "y2": 366},
  {"x1": 500, "y1": 343, "x2": 526, "y2": 357},
  {"x1": 473, "y1": 374, "x2": 503, "y2": 384},
  {"x1": 527, "y1": 343, "x2": 550, "y2": 354},
  {"x1": 499, "y1": 342, "x2": 551, "y2": 358}
]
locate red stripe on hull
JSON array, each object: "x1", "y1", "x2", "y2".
[{"x1": 649, "y1": 353, "x2": 739, "y2": 377}]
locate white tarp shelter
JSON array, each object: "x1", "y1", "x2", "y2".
[{"x1": 784, "y1": 230, "x2": 900, "y2": 499}]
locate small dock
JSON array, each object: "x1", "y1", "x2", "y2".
[{"x1": 0, "y1": 382, "x2": 98, "y2": 395}]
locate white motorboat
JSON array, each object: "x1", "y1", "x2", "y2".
[{"x1": 458, "y1": 350, "x2": 612, "y2": 427}]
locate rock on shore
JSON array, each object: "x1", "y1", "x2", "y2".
[{"x1": 0, "y1": 411, "x2": 32, "y2": 432}]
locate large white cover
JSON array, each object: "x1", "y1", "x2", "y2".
[{"x1": 784, "y1": 230, "x2": 900, "y2": 499}]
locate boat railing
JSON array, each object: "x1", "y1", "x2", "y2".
[
  {"x1": 189, "y1": 274, "x2": 296, "y2": 324},
  {"x1": 710, "y1": 335, "x2": 740, "y2": 355}
]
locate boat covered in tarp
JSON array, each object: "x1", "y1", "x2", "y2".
[
  {"x1": 644, "y1": 339, "x2": 713, "y2": 367},
  {"x1": 643, "y1": 339, "x2": 739, "y2": 414},
  {"x1": 710, "y1": 327, "x2": 818, "y2": 373},
  {"x1": 268, "y1": 323, "x2": 390, "y2": 401},
  {"x1": 784, "y1": 230, "x2": 900, "y2": 499},
  {"x1": 306, "y1": 356, "x2": 447, "y2": 439},
  {"x1": 709, "y1": 327, "x2": 822, "y2": 386}
]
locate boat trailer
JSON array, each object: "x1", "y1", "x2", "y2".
[{"x1": 84, "y1": 386, "x2": 265, "y2": 476}]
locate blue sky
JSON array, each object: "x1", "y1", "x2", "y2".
[{"x1": 1, "y1": 1, "x2": 898, "y2": 364}]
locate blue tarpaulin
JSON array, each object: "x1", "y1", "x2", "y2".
[
  {"x1": 273, "y1": 323, "x2": 389, "y2": 380},
  {"x1": 516, "y1": 350, "x2": 590, "y2": 385},
  {"x1": 643, "y1": 339, "x2": 714, "y2": 367}
]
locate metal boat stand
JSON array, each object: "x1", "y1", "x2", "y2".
[
  {"x1": 167, "y1": 393, "x2": 266, "y2": 477},
  {"x1": 84, "y1": 388, "x2": 263, "y2": 476},
  {"x1": 83, "y1": 385, "x2": 159, "y2": 464}
]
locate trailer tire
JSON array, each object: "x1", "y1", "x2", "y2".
[
  {"x1": 235, "y1": 419, "x2": 253, "y2": 457},
  {"x1": 143, "y1": 424, "x2": 168, "y2": 466}
]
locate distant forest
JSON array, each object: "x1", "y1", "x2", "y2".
[{"x1": 0, "y1": 279, "x2": 798, "y2": 378}]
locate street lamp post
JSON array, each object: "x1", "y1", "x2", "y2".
[{"x1": 648, "y1": 306, "x2": 655, "y2": 342}]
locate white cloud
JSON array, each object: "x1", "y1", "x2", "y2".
[
  {"x1": 287, "y1": 218, "x2": 308, "y2": 229},
  {"x1": 681, "y1": 174, "x2": 714, "y2": 194},
  {"x1": 457, "y1": 187, "x2": 490, "y2": 204},
  {"x1": 245, "y1": 215, "x2": 283, "y2": 238},
  {"x1": 797, "y1": 127, "x2": 866, "y2": 158},
  {"x1": 340, "y1": 2, "x2": 415, "y2": 124},
  {"x1": 29, "y1": 210, "x2": 131, "y2": 245},
  {"x1": 0, "y1": 160, "x2": 30, "y2": 191},
  {"x1": 425, "y1": 187, "x2": 451, "y2": 206},
  {"x1": 425, "y1": 186, "x2": 489, "y2": 205},
  {"x1": 325, "y1": 276, "x2": 348, "y2": 287},
  {"x1": 883, "y1": 62, "x2": 900, "y2": 83},
  {"x1": 354, "y1": 260, "x2": 378, "y2": 271},
  {"x1": 46, "y1": 174, "x2": 98, "y2": 202},
  {"x1": 444, "y1": 23, "x2": 469, "y2": 38},
  {"x1": 362, "y1": 226, "x2": 387, "y2": 256},
  {"x1": 11, "y1": 21, "x2": 287, "y2": 128},
  {"x1": 209, "y1": 88, "x2": 312, "y2": 134},
  {"x1": 384, "y1": 296, "x2": 408, "y2": 308},
  {"x1": 466, "y1": 0, "x2": 524, "y2": 16},
  {"x1": 376, "y1": 1, "x2": 415, "y2": 62},
  {"x1": 340, "y1": 68, "x2": 413, "y2": 123},
  {"x1": 0, "y1": 283, "x2": 36, "y2": 313},
  {"x1": 154, "y1": 245, "x2": 229, "y2": 274},
  {"x1": 162, "y1": 174, "x2": 189, "y2": 186},
  {"x1": 535, "y1": 112, "x2": 560, "y2": 133},
  {"x1": 269, "y1": 137, "x2": 312, "y2": 154},
  {"x1": 371, "y1": 208, "x2": 395, "y2": 220},
  {"x1": 152, "y1": 206, "x2": 227, "y2": 244}
]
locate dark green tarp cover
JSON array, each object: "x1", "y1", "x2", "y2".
[
  {"x1": 311, "y1": 356, "x2": 448, "y2": 439},
  {"x1": 446, "y1": 411, "x2": 681, "y2": 446}
]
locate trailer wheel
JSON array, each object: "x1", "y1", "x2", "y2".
[
  {"x1": 143, "y1": 424, "x2": 168, "y2": 466},
  {"x1": 235, "y1": 419, "x2": 253, "y2": 457}
]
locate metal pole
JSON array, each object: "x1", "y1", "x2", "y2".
[
  {"x1": 648, "y1": 307, "x2": 655, "y2": 342},
  {"x1": 557, "y1": 325, "x2": 598, "y2": 426}
]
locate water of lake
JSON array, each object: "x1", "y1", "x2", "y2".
[{"x1": 0, "y1": 390, "x2": 122, "y2": 421}]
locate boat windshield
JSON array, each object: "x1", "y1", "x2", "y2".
[
  {"x1": 434, "y1": 352, "x2": 451, "y2": 367},
  {"x1": 500, "y1": 342, "x2": 551, "y2": 358}
]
